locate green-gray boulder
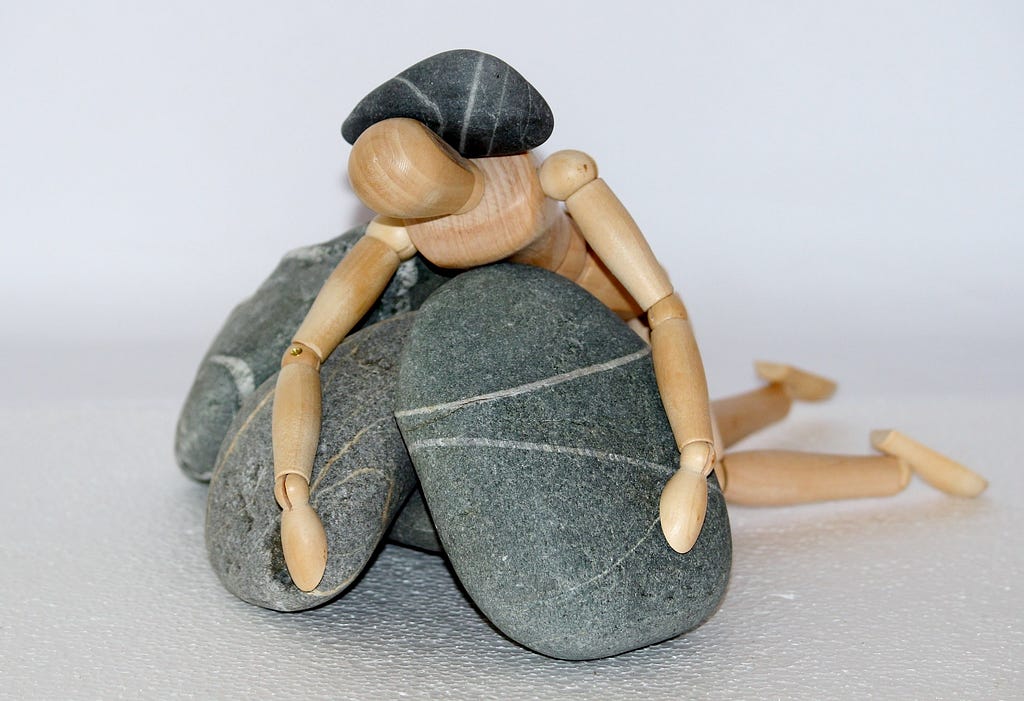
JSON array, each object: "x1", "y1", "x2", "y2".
[
  {"x1": 206, "y1": 314, "x2": 423, "y2": 611},
  {"x1": 396, "y1": 265, "x2": 731, "y2": 660}
]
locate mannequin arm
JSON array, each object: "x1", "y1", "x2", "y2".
[
  {"x1": 272, "y1": 218, "x2": 416, "y2": 590},
  {"x1": 539, "y1": 151, "x2": 715, "y2": 554}
]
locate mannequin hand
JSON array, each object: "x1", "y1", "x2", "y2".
[
  {"x1": 276, "y1": 474, "x2": 328, "y2": 591},
  {"x1": 659, "y1": 441, "x2": 715, "y2": 553}
]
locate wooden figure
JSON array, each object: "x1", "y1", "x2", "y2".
[{"x1": 267, "y1": 51, "x2": 986, "y2": 592}]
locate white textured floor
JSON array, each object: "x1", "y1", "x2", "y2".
[{"x1": 3, "y1": 354, "x2": 1020, "y2": 699}]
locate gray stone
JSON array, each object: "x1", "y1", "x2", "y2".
[
  {"x1": 206, "y1": 314, "x2": 421, "y2": 611},
  {"x1": 175, "y1": 224, "x2": 448, "y2": 481},
  {"x1": 387, "y1": 489, "x2": 442, "y2": 553},
  {"x1": 396, "y1": 265, "x2": 731, "y2": 660},
  {"x1": 342, "y1": 49, "x2": 554, "y2": 158}
]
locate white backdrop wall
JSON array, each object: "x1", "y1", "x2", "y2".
[{"x1": 2, "y1": 1, "x2": 1022, "y2": 399}]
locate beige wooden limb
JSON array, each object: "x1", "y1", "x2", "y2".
[
  {"x1": 270, "y1": 225, "x2": 412, "y2": 591},
  {"x1": 541, "y1": 150, "x2": 715, "y2": 554},
  {"x1": 278, "y1": 479, "x2": 328, "y2": 592},
  {"x1": 712, "y1": 384, "x2": 792, "y2": 449},
  {"x1": 272, "y1": 347, "x2": 327, "y2": 591},
  {"x1": 539, "y1": 150, "x2": 673, "y2": 309},
  {"x1": 650, "y1": 316, "x2": 715, "y2": 458},
  {"x1": 273, "y1": 346, "x2": 322, "y2": 485},
  {"x1": 365, "y1": 217, "x2": 416, "y2": 261},
  {"x1": 292, "y1": 233, "x2": 404, "y2": 360},
  {"x1": 573, "y1": 253, "x2": 645, "y2": 319},
  {"x1": 755, "y1": 361, "x2": 837, "y2": 401},
  {"x1": 721, "y1": 451, "x2": 910, "y2": 506},
  {"x1": 659, "y1": 469, "x2": 708, "y2": 552},
  {"x1": 348, "y1": 118, "x2": 483, "y2": 219},
  {"x1": 652, "y1": 314, "x2": 716, "y2": 551},
  {"x1": 871, "y1": 429, "x2": 987, "y2": 497},
  {"x1": 649, "y1": 304, "x2": 717, "y2": 554},
  {"x1": 563, "y1": 180, "x2": 672, "y2": 310}
]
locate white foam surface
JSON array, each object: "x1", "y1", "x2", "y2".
[{"x1": 3, "y1": 382, "x2": 1020, "y2": 699}]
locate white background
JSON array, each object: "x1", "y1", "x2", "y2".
[{"x1": 2, "y1": 2, "x2": 1021, "y2": 698}]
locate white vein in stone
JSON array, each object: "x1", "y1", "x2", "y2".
[
  {"x1": 389, "y1": 259, "x2": 420, "y2": 313},
  {"x1": 486, "y1": 69, "x2": 511, "y2": 156},
  {"x1": 395, "y1": 76, "x2": 444, "y2": 127},
  {"x1": 282, "y1": 243, "x2": 333, "y2": 263},
  {"x1": 395, "y1": 347, "x2": 650, "y2": 418},
  {"x1": 557, "y1": 516, "x2": 662, "y2": 597},
  {"x1": 209, "y1": 354, "x2": 256, "y2": 398},
  {"x1": 408, "y1": 436, "x2": 673, "y2": 475},
  {"x1": 458, "y1": 53, "x2": 486, "y2": 153}
]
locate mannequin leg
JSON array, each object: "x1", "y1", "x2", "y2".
[
  {"x1": 712, "y1": 363, "x2": 837, "y2": 449},
  {"x1": 720, "y1": 450, "x2": 910, "y2": 505},
  {"x1": 719, "y1": 431, "x2": 987, "y2": 506}
]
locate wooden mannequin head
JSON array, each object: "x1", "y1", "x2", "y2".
[{"x1": 348, "y1": 117, "x2": 560, "y2": 269}]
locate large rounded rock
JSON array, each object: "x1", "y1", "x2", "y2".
[
  {"x1": 396, "y1": 265, "x2": 731, "y2": 660},
  {"x1": 175, "y1": 225, "x2": 448, "y2": 481},
  {"x1": 386, "y1": 489, "x2": 442, "y2": 553},
  {"x1": 342, "y1": 49, "x2": 554, "y2": 158},
  {"x1": 206, "y1": 314, "x2": 423, "y2": 611}
]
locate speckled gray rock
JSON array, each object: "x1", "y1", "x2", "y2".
[
  {"x1": 396, "y1": 265, "x2": 731, "y2": 660},
  {"x1": 175, "y1": 224, "x2": 448, "y2": 481},
  {"x1": 342, "y1": 49, "x2": 554, "y2": 158},
  {"x1": 387, "y1": 489, "x2": 442, "y2": 553},
  {"x1": 206, "y1": 314, "x2": 422, "y2": 611}
]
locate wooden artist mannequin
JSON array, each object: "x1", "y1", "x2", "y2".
[{"x1": 268, "y1": 117, "x2": 987, "y2": 591}]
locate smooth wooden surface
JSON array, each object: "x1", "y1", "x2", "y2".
[
  {"x1": 571, "y1": 253, "x2": 645, "y2": 319},
  {"x1": 272, "y1": 230, "x2": 408, "y2": 591},
  {"x1": 650, "y1": 315, "x2": 716, "y2": 455},
  {"x1": 277, "y1": 474, "x2": 328, "y2": 592},
  {"x1": 871, "y1": 429, "x2": 988, "y2": 497},
  {"x1": 755, "y1": 361, "x2": 837, "y2": 401},
  {"x1": 659, "y1": 468, "x2": 709, "y2": 553},
  {"x1": 271, "y1": 360, "x2": 322, "y2": 484},
  {"x1": 348, "y1": 118, "x2": 482, "y2": 219},
  {"x1": 365, "y1": 217, "x2": 417, "y2": 261},
  {"x1": 647, "y1": 292, "x2": 689, "y2": 326},
  {"x1": 712, "y1": 384, "x2": 792, "y2": 449},
  {"x1": 537, "y1": 149, "x2": 598, "y2": 201},
  {"x1": 292, "y1": 234, "x2": 401, "y2": 360},
  {"x1": 564, "y1": 178, "x2": 673, "y2": 310},
  {"x1": 506, "y1": 209, "x2": 583, "y2": 279},
  {"x1": 280, "y1": 135, "x2": 988, "y2": 577},
  {"x1": 722, "y1": 451, "x2": 910, "y2": 506},
  {"x1": 549, "y1": 216, "x2": 590, "y2": 281},
  {"x1": 272, "y1": 359, "x2": 327, "y2": 591},
  {"x1": 406, "y1": 153, "x2": 557, "y2": 268},
  {"x1": 650, "y1": 312, "x2": 716, "y2": 554}
]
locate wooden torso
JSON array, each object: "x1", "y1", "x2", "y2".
[{"x1": 404, "y1": 153, "x2": 643, "y2": 320}]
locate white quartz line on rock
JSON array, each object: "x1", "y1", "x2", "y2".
[{"x1": 395, "y1": 347, "x2": 650, "y2": 418}]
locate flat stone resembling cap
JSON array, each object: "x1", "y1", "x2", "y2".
[{"x1": 341, "y1": 49, "x2": 554, "y2": 158}]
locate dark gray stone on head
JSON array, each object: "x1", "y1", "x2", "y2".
[
  {"x1": 396, "y1": 265, "x2": 732, "y2": 660},
  {"x1": 206, "y1": 314, "x2": 421, "y2": 612},
  {"x1": 341, "y1": 49, "x2": 554, "y2": 158},
  {"x1": 175, "y1": 224, "x2": 450, "y2": 482}
]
